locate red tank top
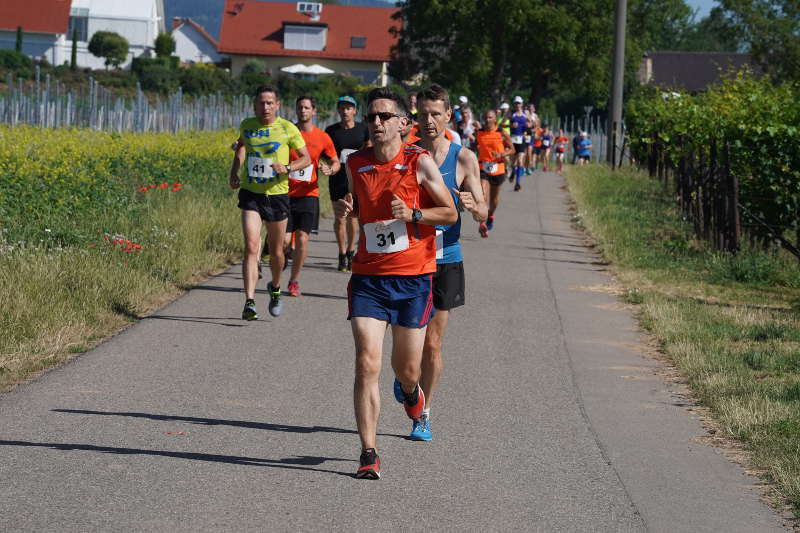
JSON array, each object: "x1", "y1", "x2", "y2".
[{"x1": 348, "y1": 143, "x2": 436, "y2": 276}]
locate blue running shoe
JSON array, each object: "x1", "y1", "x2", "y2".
[
  {"x1": 393, "y1": 377, "x2": 404, "y2": 403},
  {"x1": 410, "y1": 415, "x2": 432, "y2": 441},
  {"x1": 486, "y1": 216, "x2": 494, "y2": 231}
]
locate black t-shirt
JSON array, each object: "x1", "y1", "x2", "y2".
[{"x1": 325, "y1": 121, "x2": 369, "y2": 182}]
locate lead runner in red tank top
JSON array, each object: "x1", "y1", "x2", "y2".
[{"x1": 333, "y1": 87, "x2": 457, "y2": 480}]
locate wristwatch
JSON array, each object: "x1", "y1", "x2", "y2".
[{"x1": 411, "y1": 208, "x2": 423, "y2": 223}]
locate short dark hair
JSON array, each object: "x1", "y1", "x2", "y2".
[
  {"x1": 253, "y1": 85, "x2": 279, "y2": 100},
  {"x1": 416, "y1": 84, "x2": 450, "y2": 110},
  {"x1": 366, "y1": 87, "x2": 407, "y2": 117},
  {"x1": 295, "y1": 95, "x2": 316, "y2": 108}
]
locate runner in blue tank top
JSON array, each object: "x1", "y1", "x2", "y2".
[
  {"x1": 509, "y1": 96, "x2": 528, "y2": 194},
  {"x1": 392, "y1": 83, "x2": 488, "y2": 442}
]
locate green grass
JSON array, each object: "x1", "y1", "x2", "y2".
[
  {"x1": 567, "y1": 164, "x2": 800, "y2": 514},
  {"x1": 0, "y1": 125, "x2": 333, "y2": 391}
]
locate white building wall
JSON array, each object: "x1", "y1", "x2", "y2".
[{"x1": 173, "y1": 25, "x2": 221, "y2": 64}]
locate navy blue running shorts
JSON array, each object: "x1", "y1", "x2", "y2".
[{"x1": 347, "y1": 274, "x2": 435, "y2": 328}]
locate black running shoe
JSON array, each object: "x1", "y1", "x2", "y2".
[
  {"x1": 345, "y1": 250, "x2": 355, "y2": 272},
  {"x1": 355, "y1": 448, "x2": 380, "y2": 479},
  {"x1": 242, "y1": 299, "x2": 259, "y2": 320},
  {"x1": 337, "y1": 253, "x2": 347, "y2": 272}
]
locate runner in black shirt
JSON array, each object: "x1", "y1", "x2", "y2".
[{"x1": 325, "y1": 95, "x2": 369, "y2": 272}]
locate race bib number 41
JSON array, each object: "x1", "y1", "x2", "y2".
[
  {"x1": 248, "y1": 156, "x2": 275, "y2": 183},
  {"x1": 289, "y1": 164, "x2": 314, "y2": 182},
  {"x1": 364, "y1": 219, "x2": 409, "y2": 254}
]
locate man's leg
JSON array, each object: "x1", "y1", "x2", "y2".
[
  {"x1": 289, "y1": 229, "x2": 309, "y2": 282},
  {"x1": 420, "y1": 309, "x2": 449, "y2": 408},
  {"x1": 490, "y1": 183, "x2": 501, "y2": 216},
  {"x1": 352, "y1": 316, "x2": 388, "y2": 451},
  {"x1": 391, "y1": 324, "x2": 427, "y2": 397},
  {"x1": 334, "y1": 215, "x2": 347, "y2": 256},
  {"x1": 265, "y1": 220, "x2": 287, "y2": 288},
  {"x1": 241, "y1": 210, "x2": 263, "y2": 300}
]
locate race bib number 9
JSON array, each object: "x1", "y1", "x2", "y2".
[
  {"x1": 248, "y1": 156, "x2": 275, "y2": 183},
  {"x1": 511, "y1": 135, "x2": 523, "y2": 144},
  {"x1": 289, "y1": 164, "x2": 314, "y2": 182},
  {"x1": 364, "y1": 219, "x2": 409, "y2": 254},
  {"x1": 436, "y1": 229, "x2": 444, "y2": 260},
  {"x1": 481, "y1": 161, "x2": 498, "y2": 174}
]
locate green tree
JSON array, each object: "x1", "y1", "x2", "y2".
[
  {"x1": 717, "y1": 0, "x2": 800, "y2": 81},
  {"x1": 15, "y1": 26, "x2": 22, "y2": 52},
  {"x1": 88, "y1": 31, "x2": 129, "y2": 69},
  {"x1": 155, "y1": 32, "x2": 176, "y2": 58},
  {"x1": 70, "y1": 28, "x2": 78, "y2": 70}
]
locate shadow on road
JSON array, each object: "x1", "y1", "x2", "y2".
[
  {"x1": 143, "y1": 315, "x2": 247, "y2": 327},
  {"x1": 0, "y1": 439, "x2": 356, "y2": 477},
  {"x1": 52, "y1": 409, "x2": 406, "y2": 439}
]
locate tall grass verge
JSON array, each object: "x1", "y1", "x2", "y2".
[
  {"x1": 567, "y1": 164, "x2": 800, "y2": 514},
  {"x1": 0, "y1": 125, "x2": 333, "y2": 391}
]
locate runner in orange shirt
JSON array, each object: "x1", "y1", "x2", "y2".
[
  {"x1": 554, "y1": 128, "x2": 569, "y2": 173},
  {"x1": 476, "y1": 109, "x2": 514, "y2": 236},
  {"x1": 285, "y1": 95, "x2": 340, "y2": 297},
  {"x1": 334, "y1": 87, "x2": 456, "y2": 479}
]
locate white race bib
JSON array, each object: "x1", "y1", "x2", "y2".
[
  {"x1": 340, "y1": 149, "x2": 356, "y2": 164},
  {"x1": 289, "y1": 164, "x2": 314, "y2": 182},
  {"x1": 247, "y1": 156, "x2": 275, "y2": 183},
  {"x1": 542, "y1": 139, "x2": 551, "y2": 147},
  {"x1": 511, "y1": 135, "x2": 523, "y2": 144},
  {"x1": 481, "y1": 161, "x2": 498, "y2": 174},
  {"x1": 364, "y1": 219, "x2": 409, "y2": 254},
  {"x1": 435, "y1": 229, "x2": 444, "y2": 260}
]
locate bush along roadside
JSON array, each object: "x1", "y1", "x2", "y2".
[
  {"x1": 566, "y1": 164, "x2": 800, "y2": 515},
  {"x1": 0, "y1": 125, "x2": 331, "y2": 392}
]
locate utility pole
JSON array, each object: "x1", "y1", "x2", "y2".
[{"x1": 607, "y1": 0, "x2": 627, "y2": 167}]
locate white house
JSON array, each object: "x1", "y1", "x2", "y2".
[
  {"x1": 171, "y1": 17, "x2": 222, "y2": 65},
  {"x1": 65, "y1": 0, "x2": 165, "y2": 69},
  {"x1": 0, "y1": 0, "x2": 165, "y2": 69}
]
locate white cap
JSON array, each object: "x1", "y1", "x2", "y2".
[
  {"x1": 581, "y1": 131, "x2": 588, "y2": 136},
  {"x1": 513, "y1": 96, "x2": 523, "y2": 104},
  {"x1": 458, "y1": 95, "x2": 468, "y2": 104},
  {"x1": 499, "y1": 102, "x2": 509, "y2": 110}
]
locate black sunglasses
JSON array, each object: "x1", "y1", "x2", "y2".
[{"x1": 366, "y1": 112, "x2": 402, "y2": 122}]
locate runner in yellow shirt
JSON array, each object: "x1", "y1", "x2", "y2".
[{"x1": 229, "y1": 85, "x2": 310, "y2": 319}]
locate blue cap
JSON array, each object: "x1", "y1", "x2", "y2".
[{"x1": 337, "y1": 95, "x2": 357, "y2": 107}]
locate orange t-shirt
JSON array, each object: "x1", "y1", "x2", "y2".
[
  {"x1": 476, "y1": 128, "x2": 506, "y2": 176},
  {"x1": 347, "y1": 143, "x2": 436, "y2": 276},
  {"x1": 289, "y1": 126, "x2": 337, "y2": 198},
  {"x1": 533, "y1": 127, "x2": 544, "y2": 147},
  {"x1": 555, "y1": 135, "x2": 569, "y2": 152}
]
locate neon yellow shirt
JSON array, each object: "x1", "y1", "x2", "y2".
[{"x1": 239, "y1": 117, "x2": 306, "y2": 195}]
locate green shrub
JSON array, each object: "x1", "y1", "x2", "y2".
[
  {"x1": 0, "y1": 49, "x2": 33, "y2": 70},
  {"x1": 88, "y1": 31, "x2": 129, "y2": 68}
]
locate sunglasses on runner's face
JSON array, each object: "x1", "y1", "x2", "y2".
[{"x1": 367, "y1": 112, "x2": 401, "y2": 122}]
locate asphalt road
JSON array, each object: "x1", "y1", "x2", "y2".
[{"x1": 0, "y1": 171, "x2": 788, "y2": 532}]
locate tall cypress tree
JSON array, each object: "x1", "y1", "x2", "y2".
[
  {"x1": 70, "y1": 28, "x2": 78, "y2": 70},
  {"x1": 15, "y1": 26, "x2": 23, "y2": 52}
]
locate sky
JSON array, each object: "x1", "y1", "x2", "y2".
[{"x1": 686, "y1": 0, "x2": 717, "y2": 18}]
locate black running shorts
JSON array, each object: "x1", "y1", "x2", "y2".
[
  {"x1": 513, "y1": 143, "x2": 527, "y2": 154},
  {"x1": 238, "y1": 189, "x2": 289, "y2": 222},
  {"x1": 287, "y1": 196, "x2": 319, "y2": 234},
  {"x1": 329, "y1": 174, "x2": 349, "y2": 202},
  {"x1": 480, "y1": 171, "x2": 505, "y2": 186},
  {"x1": 433, "y1": 261, "x2": 465, "y2": 311}
]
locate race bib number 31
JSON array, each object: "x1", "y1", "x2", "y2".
[
  {"x1": 289, "y1": 164, "x2": 314, "y2": 182},
  {"x1": 364, "y1": 219, "x2": 409, "y2": 254},
  {"x1": 248, "y1": 156, "x2": 275, "y2": 183}
]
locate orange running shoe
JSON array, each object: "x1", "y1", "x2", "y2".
[{"x1": 355, "y1": 448, "x2": 381, "y2": 480}]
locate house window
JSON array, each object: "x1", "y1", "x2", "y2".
[
  {"x1": 69, "y1": 8, "x2": 89, "y2": 42},
  {"x1": 283, "y1": 24, "x2": 326, "y2": 51},
  {"x1": 351, "y1": 36, "x2": 366, "y2": 49}
]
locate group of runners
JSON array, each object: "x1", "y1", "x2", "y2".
[{"x1": 228, "y1": 83, "x2": 589, "y2": 479}]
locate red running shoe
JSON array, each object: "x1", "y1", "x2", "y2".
[
  {"x1": 479, "y1": 222, "x2": 489, "y2": 238},
  {"x1": 402, "y1": 385, "x2": 426, "y2": 420},
  {"x1": 355, "y1": 448, "x2": 381, "y2": 480},
  {"x1": 288, "y1": 280, "x2": 301, "y2": 297}
]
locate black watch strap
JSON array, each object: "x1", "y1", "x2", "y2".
[{"x1": 412, "y1": 208, "x2": 423, "y2": 222}]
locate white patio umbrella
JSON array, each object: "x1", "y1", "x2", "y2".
[
  {"x1": 305, "y1": 64, "x2": 335, "y2": 75},
  {"x1": 280, "y1": 64, "x2": 310, "y2": 74}
]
